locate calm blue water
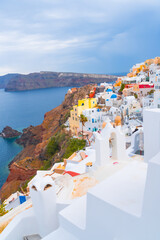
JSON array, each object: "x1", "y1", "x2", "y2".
[{"x1": 0, "y1": 87, "x2": 70, "y2": 189}]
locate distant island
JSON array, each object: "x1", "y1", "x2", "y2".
[{"x1": 0, "y1": 71, "x2": 117, "y2": 91}]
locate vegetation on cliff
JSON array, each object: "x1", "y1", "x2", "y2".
[
  {"x1": 41, "y1": 130, "x2": 86, "y2": 170},
  {"x1": 0, "y1": 204, "x2": 9, "y2": 216},
  {"x1": 63, "y1": 138, "x2": 86, "y2": 159}
]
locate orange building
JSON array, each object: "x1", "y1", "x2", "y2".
[{"x1": 154, "y1": 57, "x2": 160, "y2": 65}]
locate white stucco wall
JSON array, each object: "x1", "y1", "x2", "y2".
[{"x1": 144, "y1": 109, "x2": 160, "y2": 162}]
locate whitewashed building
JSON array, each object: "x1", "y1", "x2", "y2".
[
  {"x1": 2, "y1": 110, "x2": 160, "y2": 240},
  {"x1": 82, "y1": 108, "x2": 108, "y2": 132},
  {"x1": 142, "y1": 96, "x2": 154, "y2": 109},
  {"x1": 120, "y1": 96, "x2": 141, "y2": 117},
  {"x1": 154, "y1": 69, "x2": 160, "y2": 108}
]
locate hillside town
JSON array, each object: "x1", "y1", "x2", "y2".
[{"x1": 1, "y1": 57, "x2": 160, "y2": 240}]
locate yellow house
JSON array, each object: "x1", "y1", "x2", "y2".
[{"x1": 69, "y1": 98, "x2": 97, "y2": 135}]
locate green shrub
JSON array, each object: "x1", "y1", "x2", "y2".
[
  {"x1": 0, "y1": 204, "x2": 8, "y2": 217},
  {"x1": 148, "y1": 89, "x2": 154, "y2": 95},
  {"x1": 119, "y1": 83, "x2": 126, "y2": 92},
  {"x1": 63, "y1": 138, "x2": 86, "y2": 159},
  {"x1": 55, "y1": 132, "x2": 67, "y2": 144},
  {"x1": 134, "y1": 93, "x2": 138, "y2": 99},
  {"x1": 45, "y1": 137, "x2": 59, "y2": 158},
  {"x1": 64, "y1": 111, "x2": 70, "y2": 121},
  {"x1": 44, "y1": 131, "x2": 85, "y2": 165},
  {"x1": 40, "y1": 160, "x2": 52, "y2": 170}
]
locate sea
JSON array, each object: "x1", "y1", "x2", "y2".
[{"x1": 0, "y1": 87, "x2": 70, "y2": 189}]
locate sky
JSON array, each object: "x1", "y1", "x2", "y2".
[{"x1": 0, "y1": 0, "x2": 160, "y2": 75}]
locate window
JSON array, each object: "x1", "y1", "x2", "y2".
[
  {"x1": 75, "y1": 118, "x2": 77, "y2": 121},
  {"x1": 73, "y1": 117, "x2": 74, "y2": 120},
  {"x1": 82, "y1": 103, "x2": 84, "y2": 106}
]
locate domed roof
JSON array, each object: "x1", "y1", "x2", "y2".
[
  {"x1": 110, "y1": 94, "x2": 117, "y2": 99},
  {"x1": 115, "y1": 115, "x2": 121, "y2": 126},
  {"x1": 106, "y1": 88, "x2": 112, "y2": 92}
]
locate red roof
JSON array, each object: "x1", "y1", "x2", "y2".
[
  {"x1": 125, "y1": 84, "x2": 135, "y2": 88},
  {"x1": 63, "y1": 171, "x2": 80, "y2": 177},
  {"x1": 89, "y1": 92, "x2": 95, "y2": 98},
  {"x1": 139, "y1": 84, "x2": 154, "y2": 89},
  {"x1": 89, "y1": 87, "x2": 96, "y2": 98}
]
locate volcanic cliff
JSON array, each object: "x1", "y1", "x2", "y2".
[
  {"x1": 0, "y1": 85, "x2": 93, "y2": 201},
  {"x1": 1, "y1": 71, "x2": 117, "y2": 91}
]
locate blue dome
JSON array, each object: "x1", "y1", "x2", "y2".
[
  {"x1": 106, "y1": 99, "x2": 109, "y2": 101},
  {"x1": 106, "y1": 89, "x2": 112, "y2": 92},
  {"x1": 110, "y1": 94, "x2": 117, "y2": 99}
]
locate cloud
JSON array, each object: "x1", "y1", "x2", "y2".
[
  {"x1": 0, "y1": 67, "x2": 18, "y2": 76},
  {"x1": 0, "y1": 31, "x2": 103, "y2": 54},
  {"x1": 0, "y1": 0, "x2": 160, "y2": 74}
]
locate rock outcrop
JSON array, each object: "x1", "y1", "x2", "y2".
[
  {"x1": 0, "y1": 85, "x2": 93, "y2": 201},
  {"x1": 3, "y1": 71, "x2": 117, "y2": 91},
  {"x1": 0, "y1": 126, "x2": 21, "y2": 139}
]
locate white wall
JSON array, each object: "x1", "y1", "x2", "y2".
[
  {"x1": 144, "y1": 109, "x2": 160, "y2": 162},
  {"x1": 0, "y1": 208, "x2": 38, "y2": 240}
]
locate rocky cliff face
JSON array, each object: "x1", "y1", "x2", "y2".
[
  {"x1": 0, "y1": 74, "x2": 19, "y2": 89},
  {"x1": 4, "y1": 71, "x2": 117, "y2": 91},
  {"x1": 0, "y1": 85, "x2": 93, "y2": 201}
]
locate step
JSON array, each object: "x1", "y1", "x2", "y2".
[
  {"x1": 59, "y1": 195, "x2": 87, "y2": 231},
  {"x1": 88, "y1": 161, "x2": 147, "y2": 217},
  {"x1": 23, "y1": 234, "x2": 42, "y2": 240}
]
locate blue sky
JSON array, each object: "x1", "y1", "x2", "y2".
[{"x1": 0, "y1": 0, "x2": 160, "y2": 75}]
